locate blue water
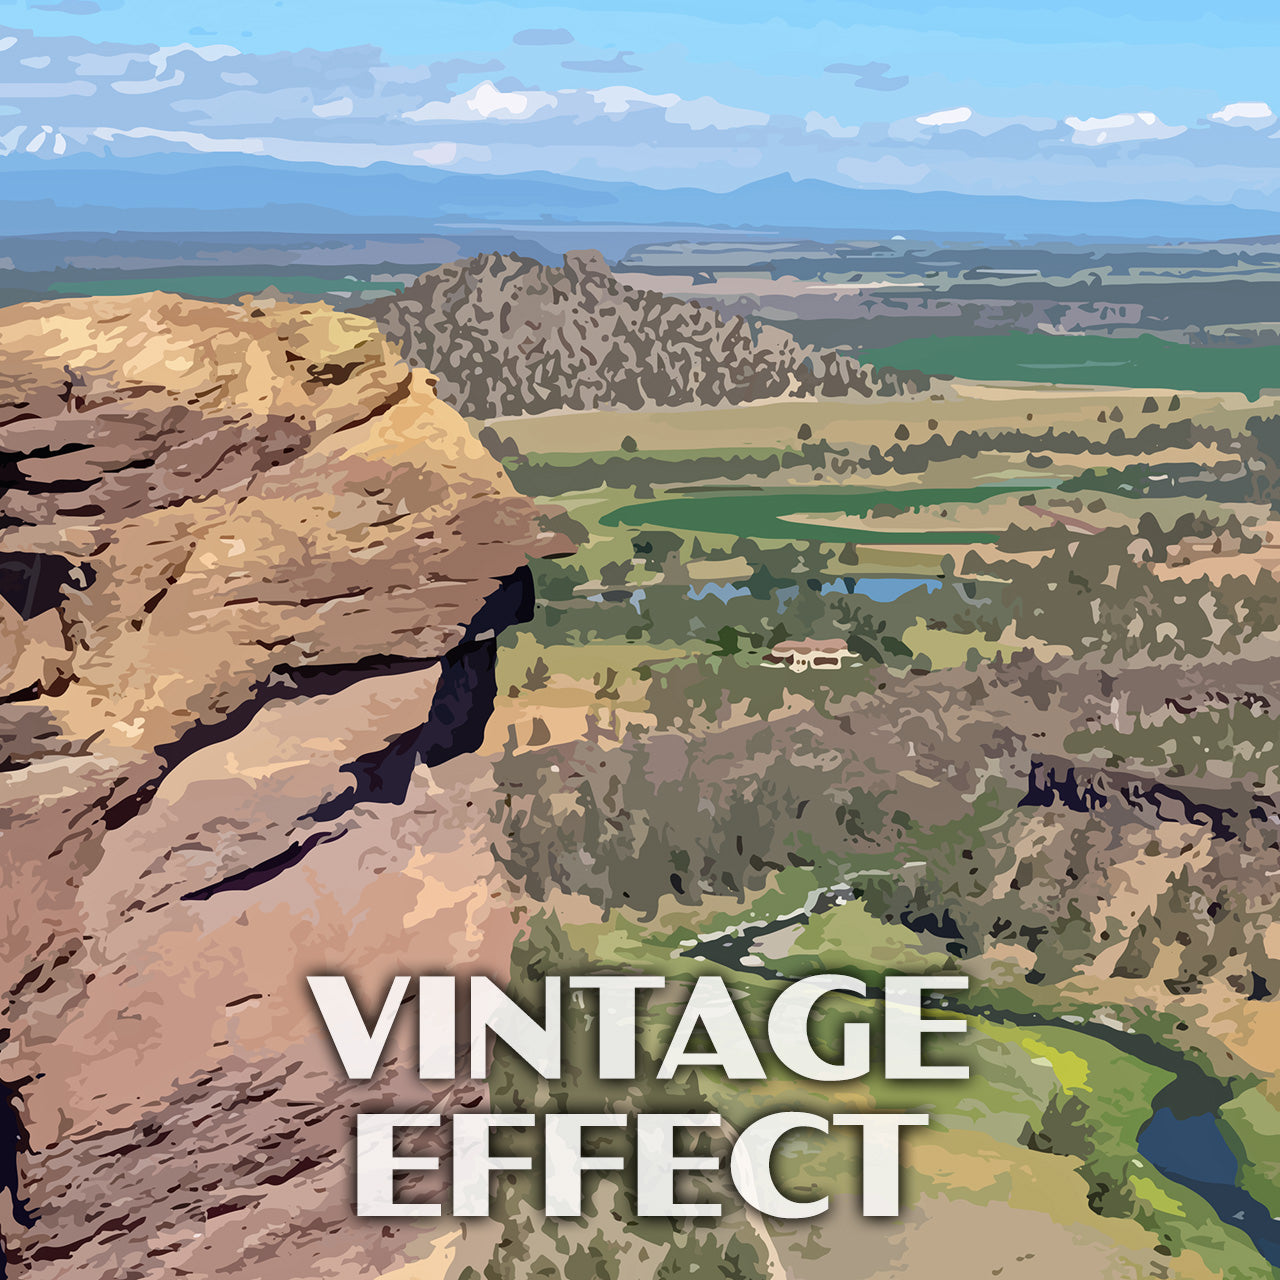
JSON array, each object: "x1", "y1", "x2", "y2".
[
  {"x1": 852, "y1": 576, "x2": 943, "y2": 602},
  {"x1": 691, "y1": 897, "x2": 1280, "y2": 1277},
  {"x1": 1140, "y1": 1109, "x2": 1238, "y2": 1185},
  {"x1": 687, "y1": 582, "x2": 752, "y2": 603},
  {"x1": 1139, "y1": 1107, "x2": 1280, "y2": 1270},
  {"x1": 687, "y1": 576, "x2": 942, "y2": 605}
]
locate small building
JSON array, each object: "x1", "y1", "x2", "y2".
[{"x1": 762, "y1": 638, "x2": 854, "y2": 672}]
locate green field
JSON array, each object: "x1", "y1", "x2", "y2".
[
  {"x1": 600, "y1": 483, "x2": 1022, "y2": 543},
  {"x1": 860, "y1": 332, "x2": 1280, "y2": 399}
]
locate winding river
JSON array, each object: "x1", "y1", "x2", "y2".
[{"x1": 686, "y1": 891, "x2": 1280, "y2": 1275}]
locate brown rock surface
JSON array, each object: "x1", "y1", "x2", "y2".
[{"x1": 0, "y1": 293, "x2": 571, "y2": 1278}]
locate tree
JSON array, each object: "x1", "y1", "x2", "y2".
[
  {"x1": 620, "y1": 434, "x2": 638, "y2": 452},
  {"x1": 631, "y1": 528, "x2": 684, "y2": 571},
  {"x1": 522, "y1": 656, "x2": 551, "y2": 692},
  {"x1": 1021, "y1": 1090, "x2": 1093, "y2": 1160},
  {"x1": 712, "y1": 625, "x2": 741, "y2": 656},
  {"x1": 599, "y1": 559, "x2": 631, "y2": 588}
]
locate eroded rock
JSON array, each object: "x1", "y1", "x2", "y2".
[{"x1": 0, "y1": 292, "x2": 571, "y2": 1278}]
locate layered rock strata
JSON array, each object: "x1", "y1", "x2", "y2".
[{"x1": 0, "y1": 293, "x2": 570, "y2": 1278}]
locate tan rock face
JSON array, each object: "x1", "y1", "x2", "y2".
[{"x1": 0, "y1": 293, "x2": 571, "y2": 1278}]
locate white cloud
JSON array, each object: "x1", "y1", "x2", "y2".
[
  {"x1": 86, "y1": 123, "x2": 489, "y2": 168},
  {"x1": 1211, "y1": 101, "x2": 1275, "y2": 127},
  {"x1": 413, "y1": 141, "x2": 465, "y2": 164},
  {"x1": 152, "y1": 42, "x2": 240, "y2": 64},
  {"x1": 402, "y1": 79, "x2": 767, "y2": 136},
  {"x1": 917, "y1": 106, "x2": 972, "y2": 127},
  {"x1": 589, "y1": 84, "x2": 678, "y2": 115},
  {"x1": 404, "y1": 80, "x2": 557, "y2": 122},
  {"x1": 1065, "y1": 111, "x2": 1185, "y2": 146}
]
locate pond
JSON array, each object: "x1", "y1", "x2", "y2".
[{"x1": 686, "y1": 576, "x2": 943, "y2": 605}]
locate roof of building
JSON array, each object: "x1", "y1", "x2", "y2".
[{"x1": 769, "y1": 638, "x2": 850, "y2": 655}]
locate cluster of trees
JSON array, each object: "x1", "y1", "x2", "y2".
[
  {"x1": 966, "y1": 523, "x2": 1280, "y2": 664},
  {"x1": 357, "y1": 250, "x2": 929, "y2": 418},
  {"x1": 501, "y1": 439, "x2": 835, "y2": 498},
  {"x1": 491, "y1": 721, "x2": 898, "y2": 913},
  {"x1": 855, "y1": 416, "x2": 1245, "y2": 476}
]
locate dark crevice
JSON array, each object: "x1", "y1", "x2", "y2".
[
  {"x1": 181, "y1": 829, "x2": 346, "y2": 902},
  {"x1": 0, "y1": 440, "x2": 93, "y2": 487},
  {"x1": 1, "y1": 1075, "x2": 36, "y2": 1279},
  {"x1": 309, "y1": 636, "x2": 500, "y2": 822},
  {"x1": 1022, "y1": 757, "x2": 1246, "y2": 842},
  {"x1": 0, "y1": 554, "x2": 94, "y2": 621}
]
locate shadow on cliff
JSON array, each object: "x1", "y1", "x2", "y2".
[
  {"x1": 180, "y1": 569, "x2": 533, "y2": 902},
  {"x1": 0, "y1": 1075, "x2": 36, "y2": 1280}
]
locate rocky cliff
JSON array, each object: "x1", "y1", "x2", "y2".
[
  {"x1": 356, "y1": 250, "x2": 931, "y2": 418},
  {"x1": 0, "y1": 293, "x2": 572, "y2": 1278}
]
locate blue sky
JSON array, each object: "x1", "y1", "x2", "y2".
[{"x1": 3, "y1": 0, "x2": 1280, "y2": 210}]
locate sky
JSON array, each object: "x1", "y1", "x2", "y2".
[{"x1": 3, "y1": 0, "x2": 1280, "y2": 212}]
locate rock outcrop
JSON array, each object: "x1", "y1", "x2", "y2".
[
  {"x1": 0, "y1": 293, "x2": 572, "y2": 1278},
  {"x1": 356, "y1": 250, "x2": 931, "y2": 419}
]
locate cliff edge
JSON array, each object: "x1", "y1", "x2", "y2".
[{"x1": 0, "y1": 292, "x2": 571, "y2": 1278}]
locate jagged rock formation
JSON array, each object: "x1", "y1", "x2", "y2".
[
  {"x1": 356, "y1": 250, "x2": 931, "y2": 418},
  {"x1": 0, "y1": 293, "x2": 572, "y2": 1278}
]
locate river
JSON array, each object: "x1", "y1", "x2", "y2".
[{"x1": 686, "y1": 889, "x2": 1280, "y2": 1275}]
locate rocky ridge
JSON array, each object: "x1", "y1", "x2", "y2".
[{"x1": 356, "y1": 250, "x2": 931, "y2": 419}]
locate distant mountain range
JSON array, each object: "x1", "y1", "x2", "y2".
[{"x1": 3, "y1": 153, "x2": 1280, "y2": 246}]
